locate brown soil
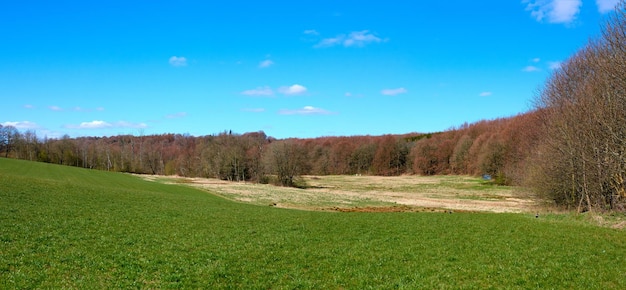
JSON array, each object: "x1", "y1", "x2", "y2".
[{"x1": 325, "y1": 206, "x2": 471, "y2": 213}]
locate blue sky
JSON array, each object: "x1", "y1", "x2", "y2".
[{"x1": 0, "y1": 0, "x2": 621, "y2": 139}]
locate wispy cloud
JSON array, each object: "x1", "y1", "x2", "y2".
[
  {"x1": 115, "y1": 121, "x2": 148, "y2": 129},
  {"x1": 479, "y1": 92, "x2": 493, "y2": 97},
  {"x1": 548, "y1": 61, "x2": 562, "y2": 70},
  {"x1": 345, "y1": 92, "x2": 364, "y2": 97},
  {"x1": 316, "y1": 36, "x2": 343, "y2": 48},
  {"x1": 523, "y1": 65, "x2": 541, "y2": 72},
  {"x1": 66, "y1": 120, "x2": 147, "y2": 129},
  {"x1": 315, "y1": 30, "x2": 384, "y2": 48},
  {"x1": 23, "y1": 104, "x2": 34, "y2": 109},
  {"x1": 241, "y1": 86, "x2": 274, "y2": 96},
  {"x1": 278, "y1": 106, "x2": 333, "y2": 115},
  {"x1": 48, "y1": 106, "x2": 105, "y2": 112},
  {"x1": 302, "y1": 29, "x2": 321, "y2": 42},
  {"x1": 77, "y1": 106, "x2": 105, "y2": 112},
  {"x1": 165, "y1": 112, "x2": 188, "y2": 119},
  {"x1": 278, "y1": 84, "x2": 307, "y2": 95},
  {"x1": 523, "y1": 0, "x2": 582, "y2": 24},
  {"x1": 169, "y1": 56, "x2": 188, "y2": 67},
  {"x1": 532, "y1": 58, "x2": 541, "y2": 63},
  {"x1": 259, "y1": 59, "x2": 274, "y2": 68},
  {"x1": 344, "y1": 30, "x2": 383, "y2": 47},
  {"x1": 597, "y1": 0, "x2": 620, "y2": 13},
  {"x1": 381, "y1": 87, "x2": 408, "y2": 96},
  {"x1": 242, "y1": 84, "x2": 308, "y2": 96},
  {"x1": 1, "y1": 121, "x2": 39, "y2": 130}
]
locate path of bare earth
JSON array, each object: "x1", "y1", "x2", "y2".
[{"x1": 138, "y1": 174, "x2": 541, "y2": 213}]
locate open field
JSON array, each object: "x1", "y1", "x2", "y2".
[
  {"x1": 2, "y1": 158, "x2": 626, "y2": 288},
  {"x1": 144, "y1": 174, "x2": 538, "y2": 213}
]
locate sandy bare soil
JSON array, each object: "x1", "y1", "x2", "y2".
[{"x1": 138, "y1": 174, "x2": 541, "y2": 213}]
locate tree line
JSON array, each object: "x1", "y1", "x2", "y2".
[{"x1": 0, "y1": 112, "x2": 539, "y2": 188}]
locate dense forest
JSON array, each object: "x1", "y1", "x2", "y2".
[
  {"x1": 0, "y1": 112, "x2": 539, "y2": 188},
  {"x1": 2, "y1": 4, "x2": 625, "y2": 212}
]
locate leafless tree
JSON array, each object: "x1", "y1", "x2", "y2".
[
  {"x1": 530, "y1": 1, "x2": 626, "y2": 211},
  {"x1": 264, "y1": 140, "x2": 307, "y2": 187}
]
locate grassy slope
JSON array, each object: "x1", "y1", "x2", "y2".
[{"x1": 1, "y1": 158, "x2": 625, "y2": 288}]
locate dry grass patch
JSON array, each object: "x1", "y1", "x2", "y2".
[{"x1": 140, "y1": 174, "x2": 539, "y2": 213}]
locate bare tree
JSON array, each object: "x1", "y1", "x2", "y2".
[
  {"x1": 0, "y1": 125, "x2": 19, "y2": 158},
  {"x1": 265, "y1": 140, "x2": 307, "y2": 187},
  {"x1": 530, "y1": 2, "x2": 626, "y2": 211}
]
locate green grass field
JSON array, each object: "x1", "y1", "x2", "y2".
[{"x1": 1, "y1": 158, "x2": 625, "y2": 288}]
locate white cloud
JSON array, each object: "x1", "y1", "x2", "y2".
[
  {"x1": 381, "y1": 87, "x2": 408, "y2": 96},
  {"x1": 73, "y1": 120, "x2": 112, "y2": 129},
  {"x1": 259, "y1": 59, "x2": 274, "y2": 68},
  {"x1": 23, "y1": 104, "x2": 34, "y2": 109},
  {"x1": 524, "y1": 0, "x2": 582, "y2": 24},
  {"x1": 169, "y1": 56, "x2": 188, "y2": 67},
  {"x1": 96, "y1": 107, "x2": 105, "y2": 111},
  {"x1": 597, "y1": 0, "x2": 620, "y2": 13},
  {"x1": 523, "y1": 65, "x2": 541, "y2": 72},
  {"x1": 304, "y1": 29, "x2": 319, "y2": 35},
  {"x1": 532, "y1": 58, "x2": 541, "y2": 63},
  {"x1": 548, "y1": 61, "x2": 562, "y2": 70},
  {"x1": 315, "y1": 30, "x2": 384, "y2": 48},
  {"x1": 66, "y1": 120, "x2": 147, "y2": 129},
  {"x1": 278, "y1": 106, "x2": 333, "y2": 115},
  {"x1": 1, "y1": 121, "x2": 39, "y2": 130},
  {"x1": 49, "y1": 105, "x2": 62, "y2": 111},
  {"x1": 241, "y1": 86, "x2": 274, "y2": 96},
  {"x1": 165, "y1": 112, "x2": 188, "y2": 119},
  {"x1": 479, "y1": 92, "x2": 493, "y2": 97},
  {"x1": 278, "y1": 84, "x2": 308, "y2": 95}
]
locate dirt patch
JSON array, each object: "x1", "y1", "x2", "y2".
[{"x1": 325, "y1": 206, "x2": 470, "y2": 213}]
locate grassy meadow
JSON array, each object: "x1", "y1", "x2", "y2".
[{"x1": 1, "y1": 158, "x2": 626, "y2": 288}]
